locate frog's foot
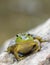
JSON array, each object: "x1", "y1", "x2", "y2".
[{"x1": 17, "y1": 57, "x2": 25, "y2": 61}]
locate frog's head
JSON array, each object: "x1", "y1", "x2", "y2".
[{"x1": 16, "y1": 33, "x2": 33, "y2": 43}]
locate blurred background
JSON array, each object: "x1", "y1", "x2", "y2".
[{"x1": 0, "y1": 0, "x2": 50, "y2": 46}]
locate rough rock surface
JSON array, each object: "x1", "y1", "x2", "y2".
[{"x1": 0, "y1": 19, "x2": 50, "y2": 65}]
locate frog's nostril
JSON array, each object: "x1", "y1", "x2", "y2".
[{"x1": 28, "y1": 34, "x2": 31, "y2": 36}]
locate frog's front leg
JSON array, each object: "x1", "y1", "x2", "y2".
[
  {"x1": 14, "y1": 47, "x2": 25, "y2": 61},
  {"x1": 32, "y1": 46, "x2": 41, "y2": 54},
  {"x1": 32, "y1": 39, "x2": 41, "y2": 54}
]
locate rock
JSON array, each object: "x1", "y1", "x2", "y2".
[
  {"x1": 0, "y1": 19, "x2": 50, "y2": 65},
  {"x1": 0, "y1": 52, "x2": 17, "y2": 65}
]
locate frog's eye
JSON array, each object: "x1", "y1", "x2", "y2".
[
  {"x1": 16, "y1": 35, "x2": 18, "y2": 37},
  {"x1": 27, "y1": 34, "x2": 31, "y2": 36},
  {"x1": 18, "y1": 52, "x2": 24, "y2": 57}
]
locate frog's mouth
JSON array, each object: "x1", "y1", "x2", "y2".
[{"x1": 18, "y1": 44, "x2": 37, "y2": 57}]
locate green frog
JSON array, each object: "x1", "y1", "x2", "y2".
[{"x1": 7, "y1": 33, "x2": 46, "y2": 61}]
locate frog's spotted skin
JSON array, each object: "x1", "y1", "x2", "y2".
[{"x1": 7, "y1": 33, "x2": 45, "y2": 61}]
